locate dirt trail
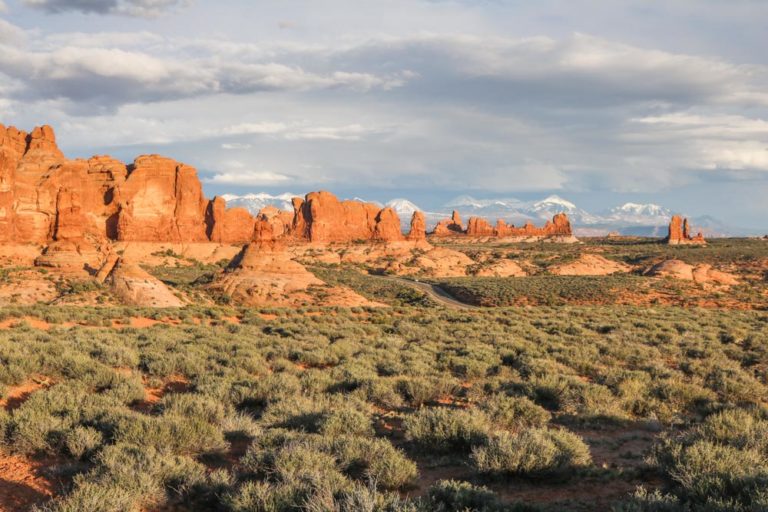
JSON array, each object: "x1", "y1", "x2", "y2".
[{"x1": 376, "y1": 275, "x2": 480, "y2": 309}]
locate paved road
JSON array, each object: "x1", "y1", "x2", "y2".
[{"x1": 376, "y1": 275, "x2": 480, "y2": 309}]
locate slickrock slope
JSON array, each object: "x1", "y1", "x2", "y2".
[
  {"x1": 666, "y1": 215, "x2": 705, "y2": 245},
  {"x1": 475, "y1": 259, "x2": 527, "y2": 277},
  {"x1": 106, "y1": 258, "x2": 185, "y2": 307},
  {"x1": 214, "y1": 214, "x2": 378, "y2": 306},
  {"x1": 550, "y1": 254, "x2": 631, "y2": 276},
  {"x1": 644, "y1": 260, "x2": 738, "y2": 286}
]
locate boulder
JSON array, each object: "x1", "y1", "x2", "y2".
[{"x1": 35, "y1": 239, "x2": 104, "y2": 275}]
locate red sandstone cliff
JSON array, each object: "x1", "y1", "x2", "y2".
[
  {"x1": 0, "y1": 124, "x2": 262, "y2": 245},
  {"x1": 290, "y1": 190, "x2": 404, "y2": 243}
]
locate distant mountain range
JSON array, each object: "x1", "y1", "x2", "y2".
[{"x1": 221, "y1": 192, "x2": 753, "y2": 237}]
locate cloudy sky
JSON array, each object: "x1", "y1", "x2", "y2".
[{"x1": 1, "y1": 0, "x2": 767, "y2": 228}]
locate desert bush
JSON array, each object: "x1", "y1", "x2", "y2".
[
  {"x1": 37, "y1": 443, "x2": 205, "y2": 511},
  {"x1": 471, "y1": 428, "x2": 592, "y2": 476},
  {"x1": 397, "y1": 377, "x2": 455, "y2": 408},
  {"x1": 424, "y1": 480, "x2": 506, "y2": 512},
  {"x1": 112, "y1": 413, "x2": 228, "y2": 455},
  {"x1": 319, "y1": 407, "x2": 374, "y2": 437},
  {"x1": 329, "y1": 436, "x2": 418, "y2": 489},
  {"x1": 404, "y1": 407, "x2": 490, "y2": 452},
  {"x1": 160, "y1": 393, "x2": 228, "y2": 424},
  {"x1": 480, "y1": 394, "x2": 551, "y2": 430},
  {"x1": 650, "y1": 408, "x2": 768, "y2": 508},
  {"x1": 63, "y1": 426, "x2": 103, "y2": 459}
]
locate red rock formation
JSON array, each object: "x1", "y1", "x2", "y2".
[
  {"x1": 207, "y1": 196, "x2": 256, "y2": 244},
  {"x1": 0, "y1": 123, "x2": 434, "y2": 248},
  {"x1": 433, "y1": 210, "x2": 465, "y2": 236},
  {"x1": 258, "y1": 205, "x2": 294, "y2": 238},
  {"x1": 432, "y1": 210, "x2": 573, "y2": 239},
  {"x1": 466, "y1": 217, "x2": 495, "y2": 236},
  {"x1": 52, "y1": 188, "x2": 88, "y2": 241},
  {"x1": 290, "y1": 191, "x2": 404, "y2": 243},
  {"x1": 115, "y1": 155, "x2": 209, "y2": 242},
  {"x1": 407, "y1": 211, "x2": 427, "y2": 241},
  {"x1": 373, "y1": 207, "x2": 404, "y2": 241},
  {"x1": 0, "y1": 124, "x2": 263, "y2": 246},
  {"x1": 666, "y1": 215, "x2": 705, "y2": 245}
]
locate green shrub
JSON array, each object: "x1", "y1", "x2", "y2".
[
  {"x1": 319, "y1": 407, "x2": 373, "y2": 437},
  {"x1": 404, "y1": 407, "x2": 489, "y2": 452},
  {"x1": 424, "y1": 480, "x2": 505, "y2": 512},
  {"x1": 329, "y1": 436, "x2": 418, "y2": 489},
  {"x1": 480, "y1": 394, "x2": 551, "y2": 430},
  {"x1": 63, "y1": 426, "x2": 103, "y2": 459},
  {"x1": 113, "y1": 414, "x2": 228, "y2": 455},
  {"x1": 160, "y1": 393, "x2": 228, "y2": 424},
  {"x1": 471, "y1": 428, "x2": 592, "y2": 476},
  {"x1": 650, "y1": 408, "x2": 768, "y2": 508}
]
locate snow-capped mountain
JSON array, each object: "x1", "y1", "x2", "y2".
[
  {"x1": 441, "y1": 194, "x2": 599, "y2": 225},
  {"x1": 603, "y1": 203, "x2": 672, "y2": 226},
  {"x1": 221, "y1": 192, "x2": 298, "y2": 214},
  {"x1": 386, "y1": 198, "x2": 421, "y2": 215},
  {"x1": 529, "y1": 195, "x2": 601, "y2": 225}
]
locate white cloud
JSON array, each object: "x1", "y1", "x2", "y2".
[
  {"x1": 221, "y1": 142, "x2": 253, "y2": 150},
  {"x1": 698, "y1": 141, "x2": 768, "y2": 171},
  {"x1": 23, "y1": 0, "x2": 192, "y2": 18},
  {"x1": 204, "y1": 170, "x2": 292, "y2": 185},
  {"x1": 219, "y1": 121, "x2": 383, "y2": 141}
]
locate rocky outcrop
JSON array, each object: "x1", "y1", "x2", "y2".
[
  {"x1": 466, "y1": 217, "x2": 495, "y2": 236},
  {"x1": 106, "y1": 258, "x2": 184, "y2": 307},
  {"x1": 475, "y1": 259, "x2": 527, "y2": 277},
  {"x1": 34, "y1": 239, "x2": 104, "y2": 275},
  {"x1": 407, "y1": 211, "x2": 427, "y2": 241},
  {"x1": 433, "y1": 210, "x2": 465, "y2": 236},
  {"x1": 207, "y1": 196, "x2": 256, "y2": 244},
  {"x1": 290, "y1": 191, "x2": 404, "y2": 243},
  {"x1": 666, "y1": 215, "x2": 705, "y2": 245},
  {"x1": 550, "y1": 254, "x2": 631, "y2": 276},
  {"x1": 644, "y1": 260, "x2": 737, "y2": 286}
]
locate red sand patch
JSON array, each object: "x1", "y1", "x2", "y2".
[
  {"x1": 133, "y1": 375, "x2": 191, "y2": 413},
  {"x1": 0, "y1": 377, "x2": 52, "y2": 411},
  {"x1": 0, "y1": 454, "x2": 54, "y2": 511},
  {"x1": 0, "y1": 317, "x2": 52, "y2": 330}
]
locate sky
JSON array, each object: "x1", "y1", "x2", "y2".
[{"x1": 0, "y1": 0, "x2": 767, "y2": 228}]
